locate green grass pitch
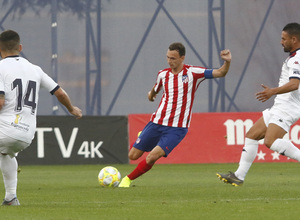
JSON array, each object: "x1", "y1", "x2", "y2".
[{"x1": 1, "y1": 163, "x2": 300, "y2": 220}]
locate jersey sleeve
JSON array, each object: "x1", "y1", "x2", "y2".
[
  {"x1": 39, "y1": 68, "x2": 59, "y2": 94},
  {"x1": 153, "y1": 72, "x2": 163, "y2": 93},
  {"x1": 288, "y1": 57, "x2": 300, "y2": 80}
]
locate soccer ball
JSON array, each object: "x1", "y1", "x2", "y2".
[{"x1": 98, "y1": 166, "x2": 121, "y2": 187}]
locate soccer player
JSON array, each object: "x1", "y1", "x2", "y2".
[
  {"x1": 119, "y1": 42, "x2": 232, "y2": 187},
  {"x1": 217, "y1": 23, "x2": 300, "y2": 186},
  {"x1": 0, "y1": 30, "x2": 82, "y2": 205}
]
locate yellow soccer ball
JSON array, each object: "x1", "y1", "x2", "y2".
[{"x1": 98, "y1": 166, "x2": 121, "y2": 187}]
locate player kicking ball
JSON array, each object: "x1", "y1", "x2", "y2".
[{"x1": 119, "y1": 42, "x2": 232, "y2": 187}]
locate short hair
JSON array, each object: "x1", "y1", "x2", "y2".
[
  {"x1": 0, "y1": 30, "x2": 20, "y2": 52},
  {"x1": 168, "y1": 42, "x2": 185, "y2": 57},
  {"x1": 282, "y1": 23, "x2": 300, "y2": 40}
]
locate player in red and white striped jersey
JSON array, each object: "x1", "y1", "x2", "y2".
[
  {"x1": 119, "y1": 42, "x2": 231, "y2": 187},
  {"x1": 150, "y1": 64, "x2": 212, "y2": 128}
]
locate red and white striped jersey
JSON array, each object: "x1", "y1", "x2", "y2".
[{"x1": 150, "y1": 64, "x2": 213, "y2": 128}]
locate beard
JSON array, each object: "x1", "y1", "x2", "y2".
[{"x1": 283, "y1": 44, "x2": 292, "y2": 53}]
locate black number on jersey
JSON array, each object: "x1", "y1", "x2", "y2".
[{"x1": 12, "y1": 79, "x2": 37, "y2": 114}]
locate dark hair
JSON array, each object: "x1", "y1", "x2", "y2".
[
  {"x1": 0, "y1": 30, "x2": 20, "y2": 51},
  {"x1": 168, "y1": 42, "x2": 185, "y2": 57},
  {"x1": 282, "y1": 23, "x2": 300, "y2": 40}
]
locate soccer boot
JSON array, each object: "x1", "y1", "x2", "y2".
[
  {"x1": 118, "y1": 176, "x2": 132, "y2": 187},
  {"x1": 1, "y1": 197, "x2": 20, "y2": 206},
  {"x1": 216, "y1": 171, "x2": 244, "y2": 186}
]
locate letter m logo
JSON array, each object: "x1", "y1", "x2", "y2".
[{"x1": 224, "y1": 119, "x2": 253, "y2": 145}]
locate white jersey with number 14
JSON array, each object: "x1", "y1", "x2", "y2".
[{"x1": 0, "y1": 56, "x2": 58, "y2": 143}]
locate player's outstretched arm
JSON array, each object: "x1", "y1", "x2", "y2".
[
  {"x1": 212, "y1": 49, "x2": 232, "y2": 78},
  {"x1": 256, "y1": 78, "x2": 300, "y2": 102},
  {"x1": 54, "y1": 87, "x2": 82, "y2": 119}
]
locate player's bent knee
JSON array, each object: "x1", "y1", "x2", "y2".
[
  {"x1": 128, "y1": 154, "x2": 139, "y2": 160},
  {"x1": 264, "y1": 138, "x2": 273, "y2": 149},
  {"x1": 264, "y1": 135, "x2": 277, "y2": 148},
  {"x1": 146, "y1": 153, "x2": 163, "y2": 165},
  {"x1": 128, "y1": 152, "x2": 139, "y2": 160},
  {"x1": 128, "y1": 148, "x2": 144, "y2": 160}
]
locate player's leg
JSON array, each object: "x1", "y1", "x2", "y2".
[
  {"x1": 125, "y1": 127, "x2": 187, "y2": 181},
  {"x1": 127, "y1": 146, "x2": 165, "y2": 181},
  {"x1": 128, "y1": 147, "x2": 144, "y2": 161},
  {"x1": 119, "y1": 147, "x2": 161, "y2": 187},
  {"x1": 119, "y1": 146, "x2": 165, "y2": 188},
  {"x1": 267, "y1": 123, "x2": 300, "y2": 161},
  {"x1": 146, "y1": 145, "x2": 166, "y2": 165},
  {"x1": 234, "y1": 116, "x2": 267, "y2": 180},
  {"x1": 119, "y1": 123, "x2": 161, "y2": 187},
  {"x1": 0, "y1": 137, "x2": 28, "y2": 205},
  {"x1": 0, "y1": 153, "x2": 19, "y2": 205},
  {"x1": 128, "y1": 145, "x2": 165, "y2": 177},
  {"x1": 217, "y1": 116, "x2": 266, "y2": 185},
  {"x1": 119, "y1": 125, "x2": 188, "y2": 187}
]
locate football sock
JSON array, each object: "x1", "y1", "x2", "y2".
[
  {"x1": 0, "y1": 154, "x2": 18, "y2": 201},
  {"x1": 128, "y1": 159, "x2": 153, "y2": 180},
  {"x1": 270, "y1": 138, "x2": 300, "y2": 161},
  {"x1": 235, "y1": 138, "x2": 258, "y2": 181}
]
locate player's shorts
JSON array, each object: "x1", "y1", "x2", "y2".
[
  {"x1": 0, "y1": 131, "x2": 30, "y2": 158},
  {"x1": 133, "y1": 122, "x2": 188, "y2": 157},
  {"x1": 263, "y1": 107, "x2": 298, "y2": 132}
]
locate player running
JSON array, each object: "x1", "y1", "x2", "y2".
[
  {"x1": 119, "y1": 42, "x2": 232, "y2": 187},
  {"x1": 217, "y1": 23, "x2": 300, "y2": 186},
  {"x1": 0, "y1": 30, "x2": 82, "y2": 205}
]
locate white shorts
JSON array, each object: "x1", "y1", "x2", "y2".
[
  {"x1": 262, "y1": 108, "x2": 298, "y2": 132},
  {"x1": 0, "y1": 132, "x2": 30, "y2": 158}
]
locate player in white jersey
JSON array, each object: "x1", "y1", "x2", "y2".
[
  {"x1": 217, "y1": 23, "x2": 300, "y2": 186},
  {"x1": 0, "y1": 30, "x2": 82, "y2": 205},
  {"x1": 119, "y1": 42, "x2": 232, "y2": 187}
]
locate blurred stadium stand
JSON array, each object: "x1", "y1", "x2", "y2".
[{"x1": 0, "y1": 0, "x2": 299, "y2": 115}]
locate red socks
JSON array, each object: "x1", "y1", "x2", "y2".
[{"x1": 128, "y1": 159, "x2": 153, "y2": 180}]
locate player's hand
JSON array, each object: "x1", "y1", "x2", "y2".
[
  {"x1": 255, "y1": 84, "x2": 275, "y2": 102},
  {"x1": 69, "y1": 106, "x2": 82, "y2": 119},
  {"x1": 220, "y1": 49, "x2": 231, "y2": 62},
  {"x1": 148, "y1": 91, "x2": 156, "y2": 102}
]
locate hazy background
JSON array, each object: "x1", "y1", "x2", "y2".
[{"x1": 0, "y1": 0, "x2": 299, "y2": 116}]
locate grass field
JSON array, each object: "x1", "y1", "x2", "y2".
[{"x1": 1, "y1": 163, "x2": 300, "y2": 220}]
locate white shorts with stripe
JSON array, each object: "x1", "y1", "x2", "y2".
[{"x1": 263, "y1": 107, "x2": 299, "y2": 132}]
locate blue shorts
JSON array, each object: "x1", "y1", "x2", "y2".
[{"x1": 133, "y1": 122, "x2": 188, "y2": 157}]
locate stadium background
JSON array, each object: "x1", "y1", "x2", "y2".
[{"x1": 1, "y1": 0, "x2": 300, "y2": 165}]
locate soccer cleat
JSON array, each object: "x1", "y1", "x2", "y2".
[
  {"x1": 118, "y1": 176, "x2": 132, "y2": 188},
  {"x1": 1, "y1": 197, "x2": 20, "y2": 206},
  {"x1": 216, "y1": 171, "x2": 244, "y2": 186}
]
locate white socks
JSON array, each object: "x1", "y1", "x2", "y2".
[
  {"x1": 270, "y1": 138, "x2": 300, "y2": 161},
  {"x1": 235, "y1": 138, "x2": 300, "y2": 181},
  {"x1": 235, "y1": 138, "x2": 258, "y2": 181},
  {"x1": 0, "y1": 154, "x2": 18, "y2": 201}
]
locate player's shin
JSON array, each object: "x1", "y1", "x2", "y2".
[
  {"x1": 235, "y1": 138, "x2": 259, "y2": 181},
  {"x1": 128, "y1": 159, "x2": 153, "y2": 180},
  {"x1": 0, "y1": 155, "x2": 18, "y2": 201}
]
